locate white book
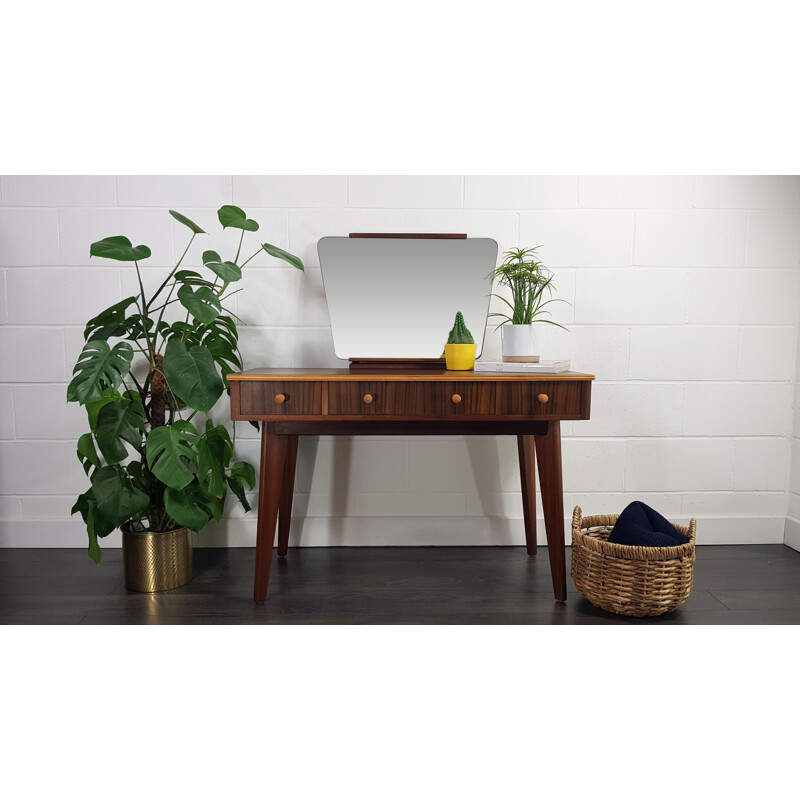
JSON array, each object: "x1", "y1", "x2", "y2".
[{"x1": 474, "y1": 359, "x2": 571, "y2": 373}]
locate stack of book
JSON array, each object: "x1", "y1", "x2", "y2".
[{"x1": 473, "y1": 360, "x2": 571, "y2": 374}]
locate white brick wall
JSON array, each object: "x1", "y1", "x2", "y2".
[
  {"x1": 233, "y1": 176, "x2": 347, "y2": 208},
  {"x1": 1, "y1": 175, "x2": 116, "y2": 207},
  {"x1": 692, "y1": 176, "x2": 800, "y2": 210},
  {"x1": 6, "y1": 268, "x2": 121, "y2": 325},
  {"x1": 466, "y1": 176, "x2": 578, "y2": 209},
  {"x1": 687, "y1": 269, "x2": 799, "y2": 325},
  {"x1": 116, "y1": 175, "x2": 232, "y2": 208},
  {"x1": 634, "y1": 210, "x2": 746, "y2": 267},
  {"x1": 0, "y1": 208, "x2": 60, "y2": 266},
  {"x1": 1, "y1": 175, "x2": 799, "y2": 550},
  {"x1": 59, "y1": 207, "x2": 175, "y2": 267},
  {"x1": 578, "y1": 176, "x2": 692, "y2": 209},
  {"x1": 519, "y1": 210, "x2": 634, "y2": 267},
  {"x1": 787, "y1": 314, "x2": 800, "y2": 551},
  {"x1": 348, "y1": 176, "x2": 463, "y2": 208},
  {"x1": 745, "y1": 211, "x2": 800, "y2": 268}
]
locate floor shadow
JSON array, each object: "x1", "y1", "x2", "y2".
[
  {"x1": 291, "y1": 435, "x2": 353, "y2": 546},
  {"x1": 465, "y1": 435, "x2": 516, "y2": 545},
  {"x1": 327, "y1": 436, "x2": 353, "y2": 544},
  {"x1": 290, "y1": 435, "x2": 320, "y2": 545}
]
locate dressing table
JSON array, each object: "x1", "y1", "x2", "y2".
[
  {"x1": 228, "y1": 233, "x2": 593, "y2": 603},
  {"x1": 229, "y1": 368, "x2": 594, "y2": 602}
]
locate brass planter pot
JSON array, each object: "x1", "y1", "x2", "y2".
[{"x1": 122, "y1": 526, "x2": 193, "y2": 592}]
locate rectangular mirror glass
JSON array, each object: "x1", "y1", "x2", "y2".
[{"x1": 318, "y1": 236, "x2": 498, "y2": 359}]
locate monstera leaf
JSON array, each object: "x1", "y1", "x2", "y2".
[
  {"x1": 67, "y1": 340, "x2": 134, "y2": 404},
  {"x1": 71, "y1": 492, "x2": 103, "y2": 564},
  {"x1": 200, "y1": 314, "x2": 238, "y2": 351},
  {"x1": 174, "y1": 270, "x2": 216, "y2": 289},
  {"x1": 196, "y1": 438, "x2": 226, "y2": 499},
  {"x1": 85, "y1": 388, "x2": 126, "y2": 430},
  {"x1": 230, "y1": 460, "x2": 256, "y2": 490},
  {"x1": 205, "y1": 421, "x2": 233, "y2": 463},
  {"x1": 124, "y1": 314, "x2": 160, "y2": 341},
  {"x1": 165, "y1": 321, "x2": 201, "y2": 352},
  {"x1": 164, "y1": 482, "x2": 215, "y2": 531},
  {"x1": 225, "y1": 461, "x2": 256, "y2": 513},
  {"x1": 162, "y1": 337, "x2": 224, "y2": 413},
  {"x1": 90, "y1": 236, "x2": 151, "y2": 262},
  {"x1": 200, "y1": 315, "x2": 242, "y2": 383},
  {"x1": 84, "y1": 296, "x2": 138, "y2": 341},
  {"x1": 262, "y1": 242, "x2": 305, "y2": 271},
  {"x1": 169, "y1": 210, "x2": 206, "y2": 235},
  {"x1": 76, "y1": 433, "x2": 101, "y2": 476},
  {"x1": 217, "y1": 205, "x2": 259, "y2": 232},
  {"x1": 94, "y1": 394, "x2": 146, "y2": 463},
  {"x1": 89, "y1": 465, "x2": 150, "y2": 536},
  {"x1": 202, "y1": 250, "x2": 242, "y2": 282},
  {"x1": 145, "y1": 420, "x2": 201, "y2": 490},
  {"x1": 177, "y1": 284, "x2": 221, "y2": 324},
  {"x1": 193, "y1": 422, "x2": 233, "y2": 498}
]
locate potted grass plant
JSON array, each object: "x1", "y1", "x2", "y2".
[
  {"x1": 489, "y1": 246, "x2": 567, "y2": 362},
  {"x1": 67, "y1": 205, "x2": 304, "y2": 591}
]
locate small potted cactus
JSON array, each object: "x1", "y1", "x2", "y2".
[{"x1": 444, "y1": 311, "x2": 477, "y2": 370}]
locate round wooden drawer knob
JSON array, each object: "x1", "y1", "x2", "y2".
[
  {"x1": 274, "y1": 393, "x2": 287, "y2": 404},
  {"x1": 537, "y1": 393, "x2": 549, "y2": 404},
  {"x1": 363, "y1": 393, "x2": 374, "y2": 404},
  {"x1": 452, "y1": 393, "x2": 462, "y2": 404}
]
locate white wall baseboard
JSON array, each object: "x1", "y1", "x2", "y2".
[
  {"x1": 785, "y1": 517, "x2": 800, "y2": 552},
  {"x1": 0, "y1": 515, "x2": 787, "y2": 548}
]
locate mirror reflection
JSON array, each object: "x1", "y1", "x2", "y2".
[{"x1": 318, "y1": 236, "x2": 498, "y2": 359}]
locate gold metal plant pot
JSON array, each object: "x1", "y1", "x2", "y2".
[{"x1": 122, "y1": 526, "x2": 193, "y2": 592}]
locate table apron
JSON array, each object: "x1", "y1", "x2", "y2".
[{"x1": 273, "y1": 420, "x2": 551, "y2": 436}]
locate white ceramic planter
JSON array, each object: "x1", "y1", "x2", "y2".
[{"x1": 501, "y1": 324, "x2": 539, "y2": 363}]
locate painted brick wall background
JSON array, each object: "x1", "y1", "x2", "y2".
[
  {"x1": 1, "y1": 175, "x2": 799, "y2": 550},
  {"x1": 787, "y1": 320, "x2": 800, "y2": 549}
]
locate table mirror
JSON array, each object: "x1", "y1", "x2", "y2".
[{"x1": 317, "y1": 234, "x2": 498, "y2": 361}]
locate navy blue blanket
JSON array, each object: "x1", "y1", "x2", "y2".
[{"x1": 607, "y1": 501, "x2": 690, "y2": 548}]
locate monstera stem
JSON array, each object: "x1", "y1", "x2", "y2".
[
  {"x1": 235, "y1": 230, "x2": 244, "y2": 264},
  {"x1": 147, "y1": 233, "x2": 196, "y2": 311},
  {"x1": 149, "y1": 354, "x2": 166, "y2": 429}
]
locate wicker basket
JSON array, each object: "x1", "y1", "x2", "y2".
[{"x1": 571, "y1": 506, "x2": 696, "y2": 617}]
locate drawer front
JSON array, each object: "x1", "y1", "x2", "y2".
[
  {"x1": 498, "y1": 381, "x2": 583, "y2": 416},
  {"x1": 429, "y1": 382, "x2": 495, "y2": 416},
  {"x1": 328, "y1": 382, "x2": 401, "y2": 415},
  {"x1": 328, "y1": 381, "x2": 495, "y2": 416},
  {"x1": 238, "y1": 381, "x2": 323, "y2": 416}
]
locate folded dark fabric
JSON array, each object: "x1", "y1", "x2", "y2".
[{"x1": 607, "y1": 501, "x2": 690, "y2": 548}]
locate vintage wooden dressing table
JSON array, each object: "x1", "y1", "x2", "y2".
[{"x1": 228, "y1": 367, "x2": 594, "y2": 602}]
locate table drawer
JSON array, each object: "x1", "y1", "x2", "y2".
[
  {"x1": 498, "y1": 381, "x2": 584, "y2": 416},
  {"x1": 328, "y1": 382, "x2": 399, "y2": 415},
  {"x1": 237, "y1": 381, "x2": 323, "y2": 416},
  {"x1": 429, "y1": 382, "x2": 495, "y2": 416},
  {"x1": 328, "y1": 381, "x2": 495, "y2": 416}
]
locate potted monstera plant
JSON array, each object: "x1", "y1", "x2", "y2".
[
  {"x1": 489, "y1": 246, "x2": 567, "y2": 362},
  {"x1": 68, "y1": 205, "x2": 304, "y2": 592}
]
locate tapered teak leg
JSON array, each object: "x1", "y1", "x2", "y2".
[
  {"x1": 254, "y1": 423, "x2": 289, "y2": 602},
  {"x1": 517, "y1": 435, "x2": 537, "y2": 556},
  {"x1": 277, "y1": 435, "x2": 299, "y2": 557},
  {"x1": 533, "y1": 421, "x2": 567, "y2": 602}
]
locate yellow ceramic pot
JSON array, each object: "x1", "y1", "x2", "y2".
[{"x1": 444, "y1": 343, "x2": 477, "y2": 370}]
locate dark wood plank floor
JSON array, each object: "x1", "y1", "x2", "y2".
[{"x1": 2, "y1": 544, "x2": 799, "y2": 624}]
